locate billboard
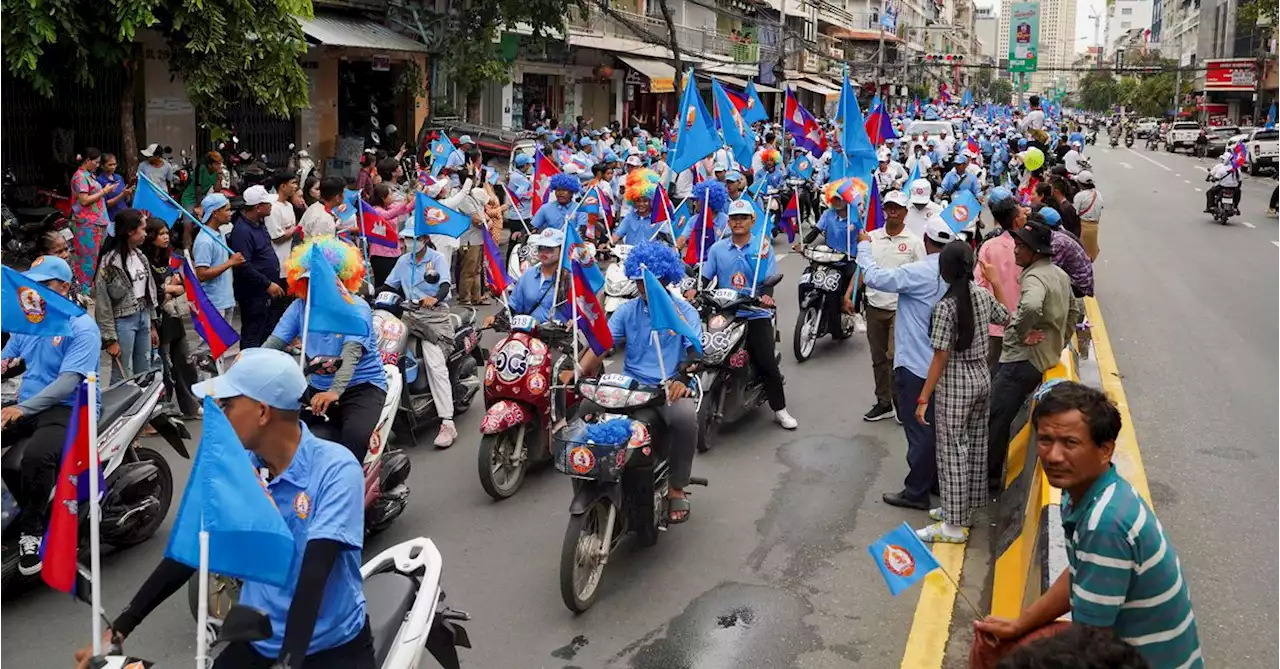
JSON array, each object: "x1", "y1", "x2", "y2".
[
  {"x1": 1203, "y1": 58, "x2": 1258, "y2": 92},
  {"x1": 1007, "y1": 2, "x2": 1039, "y2": 73}
]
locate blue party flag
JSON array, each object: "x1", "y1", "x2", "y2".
[
  {"x1": 641, "y1": 268, "x2": 702, "y2": 355},
  {"x1": 712, "y1": 78, "x2": 756, "y2": 171},
  {"x1": 789, "y1": 153, "x2": 815, "y2": 180},
  {"x1": 867, "y1": 522, "x2": 941, "y2": 596},
  {"x1": 430, "y1": 134, "x2": 457, "y2": 177},
  {"x1": 940, "y1": 190, "x2": 982, "y2": 234},
  {"x1": 670, "y1": 70, "x2": 721, "y2": 174},
  {"x1": 305, "y1": 244, "x2": 370, "y2": 337},
  {"x1": 1, "y1": 265, "x2": 84, "y2": 336},
  {"x1": 414, "y1": 193, "x2": 473, "y2": 238},
  {"x1": 133, "y1": 174, "x2": 184, "y2": 227},
  {"x1": 166, "y1": 396, "x2": 297, "y2": 587},
  {"x1": 742, "y1": 79, "x2": 769, "y2": 125},
  {"x1": 838, "y1": 69, "x2": 878, "y2": 182}
]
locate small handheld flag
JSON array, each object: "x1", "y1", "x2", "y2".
[
  {"x1": 561, "y1": 222, "x2": 605, "y2": 293},
  {"x1": 641, "y1": 268, "x2": 703, "y2": 355},
  {"x1": 779, "y1": 192, "x2": 799, "y2": 243},
  {"x1": 481, "y1": 224, "x2": 513, "y2": 295},
  {"x1": 305, "y1": 245, "x2": 370, "y2": 337},
  {"x1": 40, "y1": 382, "x2": 103, "y2": 594},
  {"x1": 789, "y1": 154, "x2": 815, "y2": 180},
  {"x1": 177, "y1": 256, "x2": 240, "y2": 360},
  {"x1": 133, "y1": 174, "x2": 184, "y2": 227},
  {"x1": 867, "y1": 522, "x2": 941, "y2": 596},
  {"x1": 561, "y1": 258, "x2": 613, "y2": 355},
  {"x1": 359, "y1": 200, "x2": 399, "y2": 249},
  {"x1": 741, "y1": 80, "x2": 769, "y2": 125},
  {"x1": 940, "y1": 191, "x2": 982, "y2": 234},
  {"x1": 785, "y1": 89, "x2": 828, "y2": 156},
  {"x1": 2, "y1": 265, "x2": 84, "y2": 336},
  {"x1": 531, "y1": 150, "x2": 561, "y2": 215},
  {"x1": 430, "y1": 134, "x2": 457, "y2": 177},
  {"x1": 414, "y1": 193, "x2": 474, "y2": 238},
  {"x1": 670, "y1": 71, "x2": 721, "y2": 174},
  {"x1": 866, "y1": 178, "x2": 885, "y2": 232}
]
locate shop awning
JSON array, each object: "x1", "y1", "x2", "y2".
[
  {"x1": 299, "y1": 14, "x2": 430, "y2": 53},
  {"x1": 618, "y1": 56, "x2": 677, "y2": 93},
  {"x1": 704, "y1": 72, "x2": 781, "y2": 94},
  {"x1": 789, "y1": 78, "x2": 838, "y2": 97}
]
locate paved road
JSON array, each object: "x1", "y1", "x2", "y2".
[
  {"x1": 3, "y1": 240, "x2": 941, "y2": 667},
  {"x1": 1080, "y1": 144, "x2": 1279, "y2": 666}
]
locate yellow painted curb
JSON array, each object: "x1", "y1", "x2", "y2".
[
  {"x1": 1083, "y1": 297, "x2": 1152, "y2": 504},
  {"x1": 900, "y1": 543, "x2": 966, "y2": 669}
]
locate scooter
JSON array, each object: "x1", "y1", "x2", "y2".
[
  {"x1": 1124, "y1": 135, "x2": 1134, "y2": 148},
  {"x1": 1208, "y1": 183, "x2": 1240, "y2": 225},
  {"x1": 602, "y1": 244, "x2": 637, "y2": 316},
  {"x1": 1086, "y1": 129, "x2": 1098, "y2": 145},
  {"x1": 0, "y1": 365, "x2": 190, "y2": 592},
  {"x1": 476, "y1": 314, "x2": 579, "y2": 500},
  {"x1": 690, "y1": 276, "x2": 784, "y2": 452},
  {"x1": 187, "y1": 538, "x2": 473, "y2": 669},
  {"x1": 371, "y1": 289, "x2": 485, "y2": 445},
  {"x1": 554, "y1": 375, "x2": 708, "y2": 612},
  {"x1": 792, "y1": 244, "x2": 855, "y2": 362},
  {"x1": 288, "y1": 142, "x2": 317, "y2": 183},
  {"x1": 1109, "y1": 135, "x2": 1119, "y2": 148}
]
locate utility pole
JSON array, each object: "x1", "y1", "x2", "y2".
[
  {"x1": 775, "y1": 0, "x2": 787, "y2": 121},
  {"x1": 1171, "y1": 35, "x2": 1182, "y2": 119},
  {"x1": 876, "y1": 0, "x2": 887, "y2": 100}
]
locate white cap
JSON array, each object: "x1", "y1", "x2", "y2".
[
  {"x1": 529, "y1": 228, "x2": 565, "y2": 248},
  {"x1": 1074, "y1": 170, "x2": 1094, "y2": 185},
  {"x1": 140, "y1": 143, "x2": 160, "y2": 158},
  {"x1": 908, "y1": 179, "x2": 932, "y2": 205},
  {"x1": 883, "y1": 190, "x2": 910, "y2": 208},
  {"x1": 727, "y1": 199, "x2": 755, "y2": 217},
  {"x1": 242, "y1": 185, "x2": 273, "y2": 207},
  {"x1": 625, "y1": 155, "x2": 643, "y2": 167},
  {"x1": 923, "y1": 215, "x2": 955, "y2": 245},
  {"x1": 877, "y1": 147, "x2": 891, "y2": 161}
]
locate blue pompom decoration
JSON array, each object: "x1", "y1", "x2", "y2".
[
  {"x1": 549, "y1": 173, "x2": 581, "y2": 194},
  {"x1": 691, "y1": 180, "x2": 729, "y2": 214},
  {"x1": 584, "y1": 418, "x2": 632, "y2": 445},
  {"x1": 624, "y1": 240, "x2": 685, "y2": 283}
]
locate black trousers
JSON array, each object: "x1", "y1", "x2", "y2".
[
  {"x1": 987, "y1": 360, "x2": 1044, "y2": 486},
  {"x1": 1205, "y1": 185, "x2": 1240, "y2": 211},
  {"x1": 3, "y1": 405, "x2": 72, "y2": 535},
  {"x1": 893, "y1": 367, "x2": 936, "y2": 503},
  {"x1": 1271, "y1": 186, "x2": 1278, "y2": 210},
  {"x1": 370, "y1": 255, "x2": 398, "y2": 289},
  {"x1": 238, "y1": 295, "x2": 281, "y2": 350},
  {"x1": 213, "y1": 621, "x2": 375, "y2": 669},
  {"x1": 159, "y1": 326, "x2": 200, "y2": 417},
  {"x1": 302, "y1": 383, "x2": 387, "y2": 464},
  {"x1": 745, "y1": 317, "x2": 786, "y2": 411}
]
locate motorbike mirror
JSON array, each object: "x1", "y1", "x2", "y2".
[
  {"x1": 180, "y1": 149, "x2": 187, "y2": 157},
  {"x1": 216, "y1": 605, "x2": 273, "y2": 645},
  {"x1": 762, "y1": 273, "x2": 784, "y2": 288},
  {"x1": 163, "y1": 146, "x2": 173, "y2": 154},
  {"x1": 425, "y1": 270, "x2": 440, "y2": 284},
  {"x1": 288, "y1": 143, "x2": 296, "y2": 151}
]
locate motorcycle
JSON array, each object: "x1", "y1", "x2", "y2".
[
  {"x1": 476, "y1": 315, "x2": 579, "y2": 500},
  {"x1": 1086, "y1": 129, "x2": 1098, "y2": 145},
  {"x1": 793, "y1": 245, "x2": 855, "y2": 362},
  {"x1": 0, "y1": 366, "x2": 190, "y2": 592},
  {"x1": 288, "y1": 142, "x2": 317, "y2": 184},
  {"x1": 690, "y1": 276, "x2": 784, "y2": 452},
  {"x1": 1124, "y1": 135, "x2": 1134, "y2": 148},
  {"x1": 303, "y1": 356, "x2": 411, "y2": 534},
  {"x1": 1145, "y1": 135, "x2": 1160, "y2": 151},
  {"x1": 1208, "y1": 184, "x2": 1240, "y2": 225},
  {"x1": 602, "y1": 244, "x2": 637, "y2": 316},
  {"x1": 506, "y1": 235, "x2": 535, "y2": 285},
  {"x1": 1109, "y1": 135, "x2": 1119, "y2": 148},
  {"x1": 371, "y1": 290, "x2": 485, "y2": 445},
  {"x1": 1, "y1": 168, "x2": 71, "y2": 268},
  {"x1": 187, "y1": 538, "x2": 473, "y2": 669},
  {"x1": 554, "y1": 374, "x2": 708, "y2": 612}
]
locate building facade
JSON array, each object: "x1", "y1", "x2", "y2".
[{"x1": 1105, "y1": 0, "x2": 1153, "y2": 58}]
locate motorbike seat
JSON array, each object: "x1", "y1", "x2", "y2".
[
  {"x1": 99, "y1": 383, "x2": 143, "y2": 429},
  {"x1": 364, "y1": 571, "x2": 418, "y2": 667},
  {"x1": 451, "y1": 306, "x2": 477, "y2": 330}
]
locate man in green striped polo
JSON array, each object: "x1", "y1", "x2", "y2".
[{"x1": 971, "y1": 382, "x2": 1203, "y2": 668}]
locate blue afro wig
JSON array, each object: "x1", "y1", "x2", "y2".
[
  {"x1": 624, "y1": 240, "x2": 685, "y2": 283},
  {"x1": 549, "y1": 172, "x2": 580, "y2": 194},
  {"x1": 691, "y1": 180, "x2": 729, "y2": 214},
  {"x1": 584, "y1": 418, "x2": 632, "y2": 446}
]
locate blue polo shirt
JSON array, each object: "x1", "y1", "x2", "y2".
[
  {"x1": 530, "y1": 200, "x2": 585, "y2": 232},
  {"x1": 2, "y1": 313, "x2": 101, "y2": 409},
  {"x1": 856, "y1": 242, "x2": 945, "y2": 378},
  {"x1": 240, "y1": 425, "x2": 366, "y2": 657},
  {"x1": 271, "y1": 299, "x2": 386, "y2": 393},
  {"x1": 509, "y1": 266, "x2": 558, "y2": 321},
  {"x1": 940, "y1": 170, "x2": 980, "y2": 199},
  {"x1": 385, "y1": 246, "x2": 451, "y2": 301},
  {"x1": 228, "y1": 214, "x2": 280, "y2": 301},
  {"x1": 607, "y1": 294, "x2": 702, "y2": 385},
  {"x1": 815, "y1": 207, "x2": 857, "y2": 256},
  {"x1": 192, "y1": 225, "x2": 235, "y2": 310},
  {"x1": 701, "y1": 235, "x2": 777, "y2": 320},
  {"x1": 613, "y1": 212, "x2": 666, "y2": 245}
]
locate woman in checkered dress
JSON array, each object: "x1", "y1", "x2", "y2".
[{"x1": 913, "y1": 241, "x2": 1011, "y2": 544}]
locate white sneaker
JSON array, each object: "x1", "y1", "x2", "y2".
[
  {"x1": 774, "y1": 409, "x2": 798, "y2": 430},
  {"x1": 853, "y1": 313, "x2": 867, "y2": 333},
  {"x1": 434, "y1": 420, "x2": 458, "y2": 448}
]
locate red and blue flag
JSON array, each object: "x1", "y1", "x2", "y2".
[
  {"x1": 481, "y1": 224, "x2": 512, "y2": 294},
  {"x1": 779, "y1": 191, "x2": 799, "y2": 243},
  {"x1": 683, "y1": 194, "x2": 717, "y2": 266},
  {"x1": 177, "y1": 255, "x2": 239, "y2": 360},
  {"x1": 40, "y1": 382, "x2": 102, "y2": 594},
  {"x1": 1232, "y1": 142, "x2": 1248, "y2": 170},
  {"x1": 785, "y1": 88, "x2": 828, "y2": 156},
  {"x1": 866, "y1": 178, "x2": 885, "y2": 232},
  {"x1": 560, "y1": 258, "x2": 613, "y2": 355},
  {"x1": 359, "y1": 200, "x2": 398, "y2": 249}
]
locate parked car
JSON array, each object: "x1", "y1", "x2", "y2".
[
  {"x1": 1135, "y1": 117, "x2": 1161, "y2": 139},
  {"x1": 1205, "y1": 126, "x2": 1241, "y2": 156},
  {"x1": 1245, "y1": 128, "x2": 1279, "y2": 175},
  {"x1": 415, "y1": 120, "x2": 541, "y2": 179},
  {"x1": 1165, "y1": 121, "x2": 1202, "y2": 154}
]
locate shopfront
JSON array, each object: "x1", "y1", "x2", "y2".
[
  {"x1": 1201, "y1": 58, "x2": 1259, "y2": 126},
  {"x1": 620, "y1": 56, "x2": 677, "y2": 131}
]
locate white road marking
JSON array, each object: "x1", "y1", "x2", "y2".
[
  {"x1": 777, "y1": 253, "x2": 790, "y2": 260},
  {"x1": 1119, "y1": 161, "x2": 1134, "y2": 169},
  {"x1": 1242, "y1": 221, "x2": 1256, "y2": 228},
  {"x1": 1127, "y1": 148, "x2": 1173, "y2": 171},
  {"x1": 1194, "y1": 187, "x2": 1202, "y2": 192},
  {"x1": 1175, "y1": 173, "x2": 1181, "y2": 177},
  {"x1": 1184, "y1": 180, "x2": 1191, "y2": 184},
  {"x1": 1273, "y1": 241, "x2": 1280, "y2": 248}
]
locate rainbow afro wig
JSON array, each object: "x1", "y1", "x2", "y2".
[
  {"x1": 624, "y1": 168, "x2": 660, "y2": 203},
  {"x1": 624, "y1": 240, "x2": 684, "y2": 283},
  {"x1": 548, "y1": 172, "x2": 580, "y2": 194},
  {"x1": 691, "y1": 180, "x2": 729, "y2": 214},
  {"x1": 760, "y1": 148, "x2": 781, "y2": 165},
  {"x1": 284, "y1": 235, "x2": 366, "y2": 298},
  {"x1": 822, "y1": 177, "x2": 868, "y2": 205}
]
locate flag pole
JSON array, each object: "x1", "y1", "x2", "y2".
[
  {"x1": 639, "y1": 265, "x2": 669, "y2": 389},
  {"x1": 138, "y1": 172, "x2": 234, "y2": 255},
  {"x1": 299, "y1": 277, "x2": 313, "y2": 369},
  {"x1": 569, "y1": 261, "x2": 580, "y2": 383},
  {"x1": 86, "y1": 373, "x2": 102, "y2": 656},
  {"x1": 695, "y1": 190, "x2": 711, "y2": 288},
  {"x1": 195, "y1": 526, "x2": 210, "y2": 669},
  {"x1": 749, "y1": 198, "x2": 770, "y2": 299}
]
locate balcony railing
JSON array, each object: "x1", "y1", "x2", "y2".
[{"x1": 566, "y1": 5, "x2": 773, "y2": 63}]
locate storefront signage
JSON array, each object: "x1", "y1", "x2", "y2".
[
  {"x1": 372, "y1": 54, "x2": 392, "y2": 72},
  {"x1": 1203, "y1": 58, "x2": 1257, "y2": 92}
]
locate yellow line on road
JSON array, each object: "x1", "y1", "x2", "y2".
[{"x1": 1083, "y1": 297, "x2": 1151, "y2": 503}]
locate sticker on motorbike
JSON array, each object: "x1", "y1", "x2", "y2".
[
  {"x1": 569, "y1": 446, "x2": 596, "y2": 474},
  {"x1": 510, "y1": 314, "x2": 537, "y2": 332},
  {"x1": 494, "y1": 339, "x2": 530, "y2": 383},
  {"x1": 527, "y1": 373, "x2": 547, "y2": 394}
]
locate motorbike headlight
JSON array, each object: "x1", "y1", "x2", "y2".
[{"x1": 594, "y1": 385, "x2": 631, "y2": 408}]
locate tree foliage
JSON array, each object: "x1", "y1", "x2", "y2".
[
  {"x1": 2, "y1": 0, "x2": 313, "y2": 121},
  {"x1": 1078, "y1": 70, "x2": 1121, "y2": 112},
  {"x1": 987, "y1": 78, "x2": 1014, "y2": 105}
]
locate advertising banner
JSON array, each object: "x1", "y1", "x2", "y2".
[{"x1": 1008, "y1": 2, "x2": 1039, "y2": 73}]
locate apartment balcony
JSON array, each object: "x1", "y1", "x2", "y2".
[{"x1": 565, "y1": 5, "x2": 771, "y2": 63}]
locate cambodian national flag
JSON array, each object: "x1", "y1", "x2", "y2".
[
  {"x1": 651, "y1": 184, "x2": 674, "y2": 228},
  {"x1": 178, "y1": 255, "x2": 239, "y2": 359},
  {"x1": 721, "y1": 86, "x2": 750, "y2": 117},
  {"x1": 939, "y1": 82, "x2": 952, "y2": 104},
  {"x1": 1232, "y1": 142, "x2": 1248, "y2": 170},
  {"x1": 785, "y1": 88, "x2": 828, "y2": 156},
  {"x1": 560, "y1": 222, "x2": 605, "y2": 293},
  {"x1": 560, "y1": 258, "x2": 613, "y2": 355},
  {"x1": 531, "y1": 150, "x2": 560, "y2": 215},
  {"x1": 864, "y1": 100, "x2": 899, "y2": 146},
  {"x1": 866, "y1": 178, "x2": 885, "y2": 232},
  {"x1": 779, "y1": 191, "x2": 799, "y2": 243},
  {"x1": 481, "y1": 224, "x2": 512, "y2": 294},
  {"x1": 40, "y1": 381, "x2": 102, "y2": 594},
  {"x1": 683, "y1": 193, "x2": 717, "y2": 265},
  {"x1": 966, "y1": 139, "x2": 981, "y2": 156},
  {"x1": 359, "y1": 200, "x2": 398, "y2": 248}
]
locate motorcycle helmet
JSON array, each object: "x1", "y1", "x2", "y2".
[
  {"x1": 284, "y1": 235, "x2": 366, "y2": 299},
  {"x1": 624, "y1": 240, "x2": 684, "y2": 284}
]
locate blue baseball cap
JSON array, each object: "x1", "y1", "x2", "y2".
[
  {"x1": 24, "y1": 255, "x2": 72, "y2": 283},
  {"x1": 200, "y1": 193, "x2": 230, "y2": 224},
  {"x1": 726, "y1": 170, "x2": 744, "y2": 181},
  {"x1": 192, "y1": 348, "x2": 307, "y2": 411},
  {"x1": 514, "y1": 153, "x2": 533, "y2": 167},
  {"x1": 987, "y1": 186, "x2": 1015, "y2": 207},
  {"x1": 1038, "y1": 206, "x2": 1062, "y2": 228},
  {"x1": 580, "y1": 137, "x2": 594, "y2": 147},
  {"x1": 457, "y1": 135, "x2": 475, "y2": 145},
  {"x1": 535, "y1": 127, "x2": 549, "y2": 136}
]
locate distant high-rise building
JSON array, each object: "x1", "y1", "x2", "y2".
[
  {"x1": 1105, "y1": 0, "x2": 1153, "y2": 57},
  {"x1": 996, "y1": 0, "x2": 1075, "y2": 94},
  {"x1": 975, "y1": 4, "x2": 999, "y2": 63}
]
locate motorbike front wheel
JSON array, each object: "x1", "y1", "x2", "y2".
[
  {"x1": 477, "y1": 426, "x2": 530, "y2": 500},
  {"x1": 793, "y1": 305, "x2": 820, "y2": 362},
  {"x1": 109, "y1": 447, "x2": 174, "y2": 547},
  {"x1": 559, "y1": 501, "x2": 610, "y2": 613}
]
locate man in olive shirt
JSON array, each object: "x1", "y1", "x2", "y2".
[{"x1": 987, "y1": 216, "x2": 1079, "y2": 489}]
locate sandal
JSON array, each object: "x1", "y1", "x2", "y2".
[
  {"x1": 667, "y1": 496, "x2": 692, "y2": 524},
  {"x1": 916, "y1": 522, "x2": 968, "y2": 544},
  {"x1": 928, "y1": 507, "x2": 945, "y2": 522}
]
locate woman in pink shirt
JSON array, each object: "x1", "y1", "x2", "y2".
[
  {"x1": 367, "y1": 182, "x2": 415, "y2": 286},
  {"x1": 975, "y1": 191, "x2": 1025, "y2": 373}
]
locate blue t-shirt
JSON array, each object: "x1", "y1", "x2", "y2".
[
  {"x1": 191, "y1": 226, "x2": 235, "y2": 310},
  {"x1": 754, "y1": 165, "x2": 787, "y2": 190},
  {"x1": 2, "y1": 313, "x2": 101, "y2": 408},
  {"x1": 940, "y1": 170, "x2": 980, "y2": 199},
  {"x1": 271, "y1": 299, "x2": 386, "y2": 392},
  {"x1": 95, "y1": 172, "x2": 128, "y2": 222},
  {"x1": 240, "y1": 425, "x2": 366, "y2": 657},
  {"x1": 815, "y1": 207, "x2": 857, "y2": 255},
  {"x1": 614, "y1": 212, "x2": 666, "y2": 245},
  {"x1": 385, "y1": 247, "x2": 451, "y2": 301},
  {"x1": 509, "y1": 266, "x2": 558, "y2": 321},
  {"x1": 530, "y1": 200, "x2": 585, "y2": 232},
  {"x1": 701, "y1": 235, "x2": 777, "y2": 320},
  {"x1": 607, "y1": 294, "x2": 702, "y2": 385}
]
